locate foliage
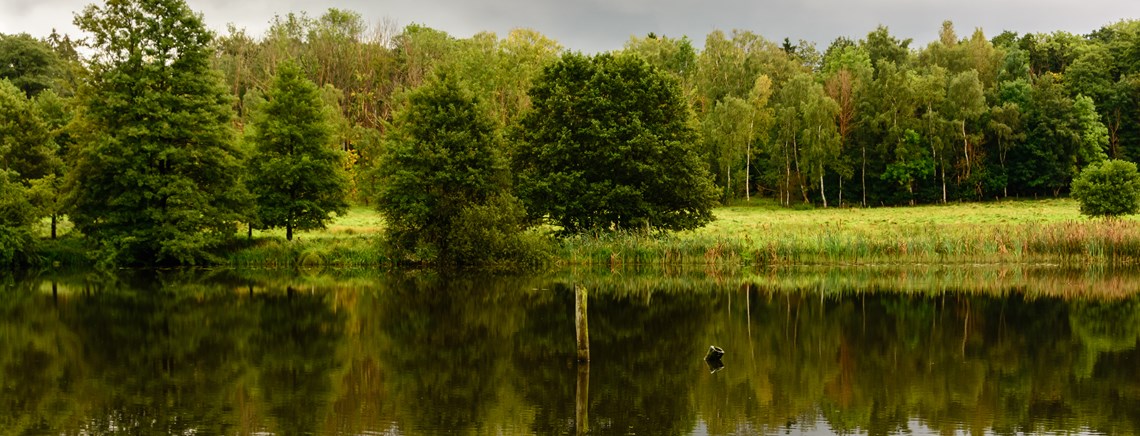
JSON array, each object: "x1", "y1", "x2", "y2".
[
  {"x1": 17, "y1": 9, "x2": 1140, "y2": 270},
  {"x1": 376, "y1": 72, "x2": 537, "y2": 267},
  {"x1": 0, "y1": 79, "x2": 59, "y2": 183},
  {"x1": 66, "y1": 0, "x2": 249, "y2": 266},
  {"x1": 0, "y1": 171, "x2": 36, "y2": 266},
  {"x1": 0, "y1": 33, "x2": 62, "y2": 97},
  {"x1": 446, "y1": 193, "x2": 553, "y2": 270},
  {"x1": 246, "y1": 61, "x2": 349, "y2": 241},
  {"x1": 516, "y1": 52, "x2": 718, "y2": 234},
  {"x1": 1071, "y1": 159, "x2": 1140, "y2": 218}
]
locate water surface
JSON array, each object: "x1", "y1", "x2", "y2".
[{"x1": 1, "y1": 266, "x2": 1138, "y2": 435}]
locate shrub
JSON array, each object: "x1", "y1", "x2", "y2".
[
  {"x1": 1071, "y1": 159, "x2": 1140, "y2": 218},
  {"x1": 447, "y1": 194, "x2": 553, "y2": 269}
]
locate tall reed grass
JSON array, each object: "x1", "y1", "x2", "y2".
[{"x1": 556, "y1": 219, "x2": 1140, "y2": 267}]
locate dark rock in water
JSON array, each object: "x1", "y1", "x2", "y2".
[
  {"x1": 704, "y1": 345, "x2": 725, "y2": 361},
  {"x1": 705, "y1": 358, "x2": 725, "y2": 374}
]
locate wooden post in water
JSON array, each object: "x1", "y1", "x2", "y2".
[
  {"x1": 575, "y1": 284, "x2": 590, "y2": 362},
  {"x1": 576, "y1": 361, "x2": 589, "y2": 435},
  {"x1": 574, "y1": 283, "x2": 590, "y2": 434}
]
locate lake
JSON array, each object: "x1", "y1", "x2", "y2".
[{"x1": 1, "y1": 265, "x2": 1138, "y2": 435}]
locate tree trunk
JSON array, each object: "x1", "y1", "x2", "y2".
[
  {"x1": 784, "y1": 141, "x2": 792, "y2": 206},
  {"x1": 50, "y1": 214, "x2": 57, "y2": 240},
  {"x1": 286, "y1": 221, "x2": 293, "y2": 241},
  {"x1": 819, "y1": 165, "x2": 828, "y2": 208},
  {"x1": 793, "y1": 136, "x2": 808, "y2": 204},
  {"x1": 861, "y1": 144, "x2": 867, "y2": 207},
  {"x1": 962, "y1": 120, "x2": 970, "y2": 179},
  {"x1": 941, "y1": 160, "x2": 948, "y2": 204},
  {"x1": 999, "y1": 137, "x2": 1008, "y2": 198},
  {"x1": 726, "y1": 165, "x2": 731, "y2": 202},
  {"x1": 248, "y1": 223, "x2": 253, "y2": 241},
  {"x1": 746, "y1": 140, "x2": 751, "y2": 202}
]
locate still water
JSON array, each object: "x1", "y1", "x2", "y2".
[{"x1": 2, "y1": 266, "x2": 1139, "y2": 435}]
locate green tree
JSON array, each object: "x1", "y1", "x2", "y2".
[
  {"x1": 0, "y1": 79, "x2": 58, "y2": 183},
  {"x1": 822, "y1": 44, "x2": 872, "y2": 206},
  {"x1": 376, "y1": 72, "x2": 515, "y2": 264},
  {"x1": 0, "y1": 33, "x2": 61, "y2": 97},
  {"x1": 623, "y1": 33, "x2": 697, "y2": 82},
  {"x1": 1071, "y1": 159, "x2": 1140, "y2": 218},
  {"x1": 987, "y1": 101, "x2": 1025, "y2": 197},
  {"x1": 943, "y1": 70, "x2": 986, "y2": 196},
  {"x1": 66, "y1": 0, "x2": 249, "y2": 266},
  {"x1": 1010, "y1": 74, "x2": 1108, "y2": 196},
  {"x1": 0, "y1": 171, "x2": 36, "y2": 267},
  {"x1": 515, "y1": 52, "x2": 718, "y2": 233},
  {"x1": 246, "y1": 62, "x2": 348, "y2": 241},
  {"x1": 0, "y1": 79, "x2": 66, "y2": 239},
  {"x1": 703, "y1": 96, "x2": 751, "y2": 200}
]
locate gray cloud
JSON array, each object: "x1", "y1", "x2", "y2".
[{"x1": 3, "y1": 0, "x2": 1140, "y2": 52}]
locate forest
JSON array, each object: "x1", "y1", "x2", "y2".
[
  {"x1": 3, "y1": 0, "x2": 1140, "y2": 266},
  {"x1": 204, "y1": 12, "x2": 1138, "y2": 206}
]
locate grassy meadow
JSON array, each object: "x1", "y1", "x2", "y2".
[
  {"x1": 558, "y1": 198, "x2": 1140, "y2": 266},
  {"x1": 38, "y1": 199, "x2": 1140, "y2": 268},
  {"x1": 239, "y1": 198, "x2": 1140, "y2": 268}
]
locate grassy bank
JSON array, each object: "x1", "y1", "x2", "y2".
[
  {"x1": 559, "y1": 198, "x2": 1140, "y2": 266},
  {"x1": 224, "y1": 206, "x2": 389, "y2": 268},
  {"x1": 37, "y1": 199, "x2": 1140, "y2": 268}
]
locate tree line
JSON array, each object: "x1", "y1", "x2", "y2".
[
  {"x1": 3, "y1": 0, "x2": 1140, "y2": 266},
  {"x1": 213, "y1": 13, "x2": 1140, "y2": 207}
]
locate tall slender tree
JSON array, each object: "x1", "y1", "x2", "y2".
[{"x1": 247, "y1": 62, "x2": 349, "y2": 241}]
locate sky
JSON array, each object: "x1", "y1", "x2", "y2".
[{"x1": 3, "y1": 0, "x2": 1140, "y2": 53}]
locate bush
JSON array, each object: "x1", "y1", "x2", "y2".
[
  {"x1": 1071, "y1": 159, "x2": 1140, "y2": 218},
  {"x1": 447, "y1": 194, "x2": 553, "y2": 270},
  {"x1": 376, "y1": 72, "x2": 511, "y2": 265}
]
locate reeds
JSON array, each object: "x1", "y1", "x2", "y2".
[{"x1": 555, "y1": 219, "x2": 1140, "y2": 267}]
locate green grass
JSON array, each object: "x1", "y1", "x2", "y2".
[
  {"x1": 244, "y1": 205, "x2": 386, "y2": 240},
  {"x1": 558, "y1": 198, "x2": 1140, "y2": 266},
  {"x1": 37, "y1": 198, "x2": 1140, "y2": 268},
  {"x1": 226, "y1": 206, "x2": 389, "y2": 267}
]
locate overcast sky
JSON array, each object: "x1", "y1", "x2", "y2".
[{"x1": 4, "y1": 0, "x2": 1140, "y2": 53}]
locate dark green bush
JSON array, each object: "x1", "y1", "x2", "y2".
[
  {"x1": 1071, "y1": 159, "x2": 1140, "y2": 218},
  {"x1": 447, "y1": 194, "x2": 553, "y2": 270}
]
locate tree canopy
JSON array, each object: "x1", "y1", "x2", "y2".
[
  {"x1": 11, "y1": 8, "x2": 1140, "y2": 266},
  {"x1": 0, "y1": 33, "x2": 61, "y2": 97},
  {"x1": 246, "y1": 61, "x2": 349, "y2": 241},
  {"x1": 66, "y1": 0, "x2": 248, "y2": 266},
  {"x1": 515, "y1": 52, "x2": 718, "y2": 234},
  {"x1": 375, "y1": 72, "x2": 512, "y2": 263}
]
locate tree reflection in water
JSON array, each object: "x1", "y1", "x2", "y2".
[{"x1": 0, "y1": 266, "x2": 1138, "y2": 435}]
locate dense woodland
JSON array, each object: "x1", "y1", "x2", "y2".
[
  {"x1": 200, "y1": 12, "x2": 1140, "y2": 206},
  {"x1": 4, "y1": 1, "x2": 1140, "y2": 265}
]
